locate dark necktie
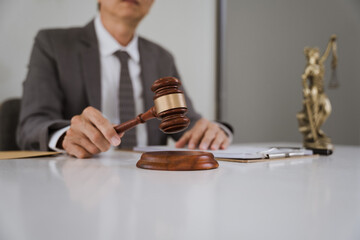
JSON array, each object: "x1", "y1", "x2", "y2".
[{"x1": 114, "y1": 50, "x2": 137, "y2": 148}]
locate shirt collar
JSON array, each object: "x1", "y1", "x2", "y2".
[{"x1": 94, "y1": 15, "x2": 140, "y2": 63}]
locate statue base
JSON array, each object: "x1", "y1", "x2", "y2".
[
  {"x1": 304, "y1": 141, "x2": 333, "y2": 155},
  {"x1": 136, "y1": 151, "x2": 219, "y2": 171}
]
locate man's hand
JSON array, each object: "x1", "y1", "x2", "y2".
[
  {"x1": 175, "y1": 118, "x2": 230, "y2": 150},
  {"x1": 62, "y1": 106, "x2": 123, "y2": 158}
]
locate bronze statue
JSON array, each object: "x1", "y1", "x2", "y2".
[{"x1": 296, "y1": 35, "x2": 338, "y2": 155}]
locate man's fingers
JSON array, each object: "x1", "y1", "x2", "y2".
[
  {"x1": 175, "y1": 131, "x2": 191, "y2": 148},
  {"x1": 63, "y1": 129, "x2": 101, "y2": 156},
  {"x1": 65, "y1": 142, "x2": 92, "y2": 159},
  {"x1": 82, "y1": 107, "x2": 121, "y2": 147},
  {"x1": 187, "y1": 130, "x2": 205, "y2": 149},
  {"x1": 209, "y1": 131, "x2": 227, "y2": 150},
  {"x1": 220, "y1": 137, "x2": 230, "y2": 150},
  {"x1": 187, "y1": 119, "x2": 208, "y2": 149},
  {"x1": 177, "y1": 118, "x2": 229, "y2": 150},
  {"x1": 198, "y1": 127, "x2": 217, "y2": 150},
  {"x1": 63, "y1": 106, "x2": 123, "y2": 159},
  {"x1": 176, "y1": 118, "x2": 231, "y2": 150},
  {"x1": 77, "y1": 135, "x2": 101, "y2": 155},
  {"x1": 81, "y1": 122, "x2": 111, "y2": 152}
]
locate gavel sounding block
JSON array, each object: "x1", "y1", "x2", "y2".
[{"x1": 137, "y1": 151, "x2": 219, "y2": 171}]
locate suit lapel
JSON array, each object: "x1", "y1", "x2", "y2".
[
  {"x1": 78, "y1": 26, "x2": 158, "y2": 113},
  {"x1": 139, "y1": 38, "x2": 165, "y2": 144},
  {"x1": 138, "y1": 37, "x2": 158, "y2": 111},
  {"x1": 79, "y1": 21, "x2": 101, "y2": 110}
]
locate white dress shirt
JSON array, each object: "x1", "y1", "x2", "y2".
[{"x1": 95, "y1": 15, "x2": 147, "y2": 147}]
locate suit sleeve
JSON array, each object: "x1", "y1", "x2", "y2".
[{"x1": 17, "y1": 30, "x2": 70, "y2": 151}]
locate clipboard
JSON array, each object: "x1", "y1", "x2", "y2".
[
  {"x1": 217, "y1": 153, "x2": 318, "y2": 163},
  {"x1": 133, "y1": 146, "x2": 315, "y2": 163}
]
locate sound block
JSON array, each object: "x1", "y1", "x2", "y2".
[{"x1": 136, "y1": 151, "x2": 219, "y2": 171}]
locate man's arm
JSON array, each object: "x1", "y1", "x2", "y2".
[
  {"x1": 61, "y1": 106, "x2": 123, "y2": 158},
  {"x1": 17, "y1": 30, "x2": 70, "y2": 150},
  {"x1": 17, "y1": 30, "x2": 123, "y2": 157}
]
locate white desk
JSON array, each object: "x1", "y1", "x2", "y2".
[{"x1": 0, "y1": 144, "x2": 359, "y2": 240}]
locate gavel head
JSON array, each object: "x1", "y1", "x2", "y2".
[{"x1": 151, "y1": 77, "x2": 190, "y2": 134}]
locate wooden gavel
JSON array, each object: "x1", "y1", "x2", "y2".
[{"x1": 114, "y1": 77, "x2": 190, "y2": 134}]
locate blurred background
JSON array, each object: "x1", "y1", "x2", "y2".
[
  {"x1": 218, "y1": 0, "x2": 360, "y2": 145},
  {"x1": 0, "y1": 0, "x2": 359, "y2": 145}
]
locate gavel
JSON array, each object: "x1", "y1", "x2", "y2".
[
  {"x1": 117, "y1": 77, "x2": 219, "y2": 171},
  {"x1": 114, "y1": 77, "x2": 190, "y2": 134}
]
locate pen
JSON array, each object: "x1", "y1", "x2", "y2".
[
  {"x1": 261, "y1": 147, "x2": 312, "y2": 159},
  {"x1": 266, "y1": 152, "x2": 306, "y2": 159}
]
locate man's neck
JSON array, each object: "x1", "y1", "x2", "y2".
[{"x1": 100, "y1": 14, "x2": 138, "y2": 46}]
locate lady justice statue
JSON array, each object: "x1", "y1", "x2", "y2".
[{"x1": 296, "y1": 35, "x2": 338, "y2": 155}]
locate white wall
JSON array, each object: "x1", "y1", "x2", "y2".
[
  {"x1": 0, "y1": 0, "x2": 96, "y2": 102},
  {"x1": 0, "y1": 0, "x2": 216, "y2": 120},
  {"x1": 138, "y1": 1, "x2": 216, "y2": 119}
]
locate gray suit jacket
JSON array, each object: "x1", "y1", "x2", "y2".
[{"x1": 17, "y1": 21, "x2": 201, "y2": 151}]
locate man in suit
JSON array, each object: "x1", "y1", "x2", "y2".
[{"x1": 17, "y1": 0, "x2": 232, "y2": 158}]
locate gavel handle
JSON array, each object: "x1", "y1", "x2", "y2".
[{"x1": 114, "y1": 106, "x2": 157, "y2": 133}]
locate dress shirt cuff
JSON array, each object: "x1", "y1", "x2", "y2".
[
  {"x1": 214, "y1": 122, "x2": 233, "y2": 144},
  {"x1": 48, "y1": 126, "x2": 70, "y2": 152}
]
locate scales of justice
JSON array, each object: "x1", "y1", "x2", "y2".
[{"x1": 296, "y1": 35, "x2": 338, "y2": 155}]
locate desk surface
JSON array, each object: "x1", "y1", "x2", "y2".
[{"x1": 0, "y1": 144, "x2": 359, "y2": 240}]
